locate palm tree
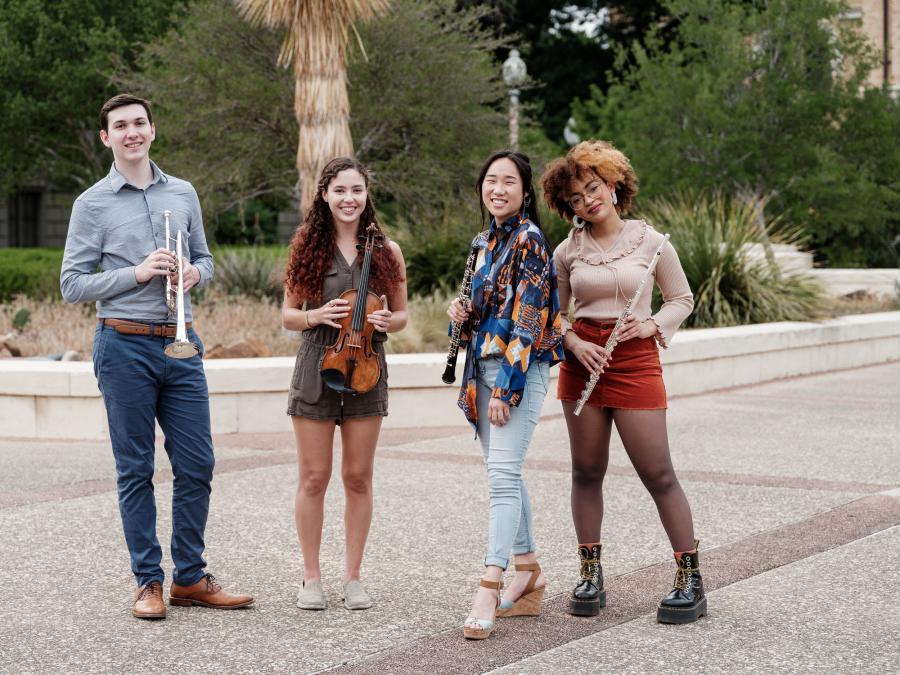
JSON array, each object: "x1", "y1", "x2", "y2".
[{"x1": 236, "y1": 0, "x2": 390, "y2": 215}]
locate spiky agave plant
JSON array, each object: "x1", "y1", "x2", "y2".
[
  {"x1": 236, "y1": 0, "x2": 391, "y2": 215},
  {"x1": 212, "y1": 246, "x2": 287, "y2": 300},
  {"x1": 638, "y1": 192, "x2": 826, "y2": 328}
]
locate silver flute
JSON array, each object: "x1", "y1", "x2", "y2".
[
  {"x1": 573, "y1": 233, "x2": 670, "y2": 416},
  {"x1": 442, "y1": 232, "x2": 487, "y2": 384}
]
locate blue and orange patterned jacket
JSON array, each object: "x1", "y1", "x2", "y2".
[{"x1": 456, "y1": 213, "x2": 564, "y2": 427}]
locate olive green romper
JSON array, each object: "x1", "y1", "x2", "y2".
[{"x1": 286, "y1": 251, "x2": 388, "y2": 423}]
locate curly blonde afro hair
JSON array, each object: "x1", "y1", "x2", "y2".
[{"x1": 540, "y1": 140, "x2": 639, "y2": 222}]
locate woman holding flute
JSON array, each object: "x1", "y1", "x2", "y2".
[
  {"x1": 447, "y1": 150, "x2": 564, "y2": 640},
  {"x1": 282, "y1": 157, "x2": 407, "y2": 611},
  {"x1": 540, "y1": 140, "x2": 705, "y2": 624}
]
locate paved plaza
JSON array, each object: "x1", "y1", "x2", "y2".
[{"x1": 1, "y1": 361, "x2": 898, "y2": 674}]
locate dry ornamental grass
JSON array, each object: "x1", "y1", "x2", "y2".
[
  {"x1": 0, "y1": 288, "x2": 457, "y2": 360},
  {"x1": 2, "y1": 286, "x2": 894, "y2": 361}
]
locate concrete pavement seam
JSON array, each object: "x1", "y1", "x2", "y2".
[{"x1": 326, "y1": 493, "x2": 900, "y2": 674}]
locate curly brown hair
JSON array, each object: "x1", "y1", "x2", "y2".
[
  {"x1": 284, "y1": 157, "x2": 404, "y2": 303},
  {"x1": 540, "y1": 140, "x2": 639, "y2": 222}
]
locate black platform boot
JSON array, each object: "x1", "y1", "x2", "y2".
[
  {"x1": 657, "y1": 539, "x2": 707, "y2": 624},
  {"x1": 568, "y1": 543, "x2": 606, "y2": 616}
]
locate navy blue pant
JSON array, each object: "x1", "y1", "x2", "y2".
[{"x1": 93, "y1": 323, "x2": 214, "y2": 587}]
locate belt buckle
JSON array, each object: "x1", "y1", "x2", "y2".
[{"x1": 154, "y1": 323, "x2": 173, "y2": 338}]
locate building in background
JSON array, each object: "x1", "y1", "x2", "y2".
[
  {"x1": 843, "y1": 0, "x2": 899, "y2": 95},
  {"x1": 0, "y1": 186, "x2": 71, "y2": 248}
]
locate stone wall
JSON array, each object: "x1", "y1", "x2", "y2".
[
  {"x1": 0, "y1": 197, "x2": 8, "y2": 248},
  {"x1": 40, "y1": 191, "x2": 73, "y2": 248},
  {"x1": 277, "y1": 199, "x2": 301, "y2": 243},
  {"x1": 1, "y1": 312, "x2": 898, "y2": 439},
  {"x1": 0, "y1": 189, "x2": 73, "y2": 248}
]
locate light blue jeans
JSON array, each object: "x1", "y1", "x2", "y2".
[{"x1": 475, "y1": 357, "x2": 550, "y2": 569}]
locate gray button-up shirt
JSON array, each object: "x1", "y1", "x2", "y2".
[{"x1": 60, "y1": 161, "x2": 213, "y2": 322}]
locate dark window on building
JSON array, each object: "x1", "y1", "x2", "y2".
[{"x1": 9, "y1": 190, "x2": 42, "y2": 247}]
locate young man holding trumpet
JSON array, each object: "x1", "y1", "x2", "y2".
[{"x1": 60, "y1": 94, "x2": 253, "y2": 619}]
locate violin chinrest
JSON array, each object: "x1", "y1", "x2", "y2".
[{"x1": 321, "y1": 368, "x2": 358, "y2": 395}]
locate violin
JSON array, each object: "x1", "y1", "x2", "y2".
[{"x1": 320, "y1": 224, "x2": 385, "y2": 395}]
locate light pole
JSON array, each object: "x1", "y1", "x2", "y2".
[{"x1": 502, "y1": 49, "x2": 526, "y2": 149}]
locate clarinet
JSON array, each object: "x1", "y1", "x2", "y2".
[
  {"x1": 442, "y1": 233, "x2": 486, "y2": 384},
  {"x1": 574, "y1": 233, "x2": 670, "y2": 416}
]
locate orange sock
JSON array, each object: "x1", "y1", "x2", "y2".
[{"x1": 674, "y1": 547, "x2": 697, "y2": 561}]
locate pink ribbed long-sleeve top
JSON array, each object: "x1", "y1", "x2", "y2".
[{"x1": 554, "y1": 219, "x2": 694, "y2": 347}]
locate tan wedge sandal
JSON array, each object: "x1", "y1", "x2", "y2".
[
  {"x1": 463, "y1": 579, "x2": 501, "y2": 640},
  {"x1": 496, "y1": 562, "x2": 545, "y2": 617}
]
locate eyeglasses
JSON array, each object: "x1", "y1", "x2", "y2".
[{"x1": 568, "y1": 182, "x2": 605, "y2": 210}]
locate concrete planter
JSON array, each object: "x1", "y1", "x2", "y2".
[{"x1": 1, "y1": 312, "x2": 898, "y2": 439}]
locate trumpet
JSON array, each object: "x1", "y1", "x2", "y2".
[
  {"x1": 164, "y1": 210, "x2": 179, "y2": 315},
  {"x1": 163, "y1": 216, "x2": 199, "y2": 359}
]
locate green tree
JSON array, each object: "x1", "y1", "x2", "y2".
[
  {"x1": 122, "y1": 0, "x2": 507, "y2": 226},
  {"x1": 347, "y1": 1, "x2": 507, "y2": 210},
  {"x1": 0, "y1": 0, "x2": 188, "y2": 193},
  {"x1": 571, "y1": 0, "x2": 898, "y2": 267},
  {"x1": 457, "y1": 1, "x2": 678, "y2": 142},
  {"x1": 119, "y1": 0, "x2": 298, "y2": 222},
  {"x1": 236, "y1": 0, "x2": 390, "y2": 216}
]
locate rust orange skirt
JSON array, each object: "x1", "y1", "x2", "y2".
[{"x1": 558, "y1": 318, "x2": 667, "y2": 410}]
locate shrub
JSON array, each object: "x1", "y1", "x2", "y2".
[
  {"x1": 386, "y1": 199, "x2": 483, "y2": 295},
  {"x1": 0, "y1": 246, "x2": 291, "y2": 302},
  {"x1": 637, "y1": 193, "x2": 827, "y2": 328},
  {"x1": 387, "y1": 194, "x2": 573, "y2": 297},
  {"x1": 208, "y1": 245, "x2": 287, "y2": 301},
  {"x1": 384, "y1": 285, "x2": 457, "y2": 354},
  {"x1": 0, "y1": 248, "x2": 65, "y2": 301}
]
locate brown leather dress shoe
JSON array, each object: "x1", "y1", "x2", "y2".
[
  {"x1": 169, "y1": 573, "x2": 254, "y2": 610},
  {"x1": 133, "y1": 581, "x2": 166, "y2": 619}
]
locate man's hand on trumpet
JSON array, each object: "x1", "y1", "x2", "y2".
[
  {"x1": 167, "y1": 255, "x2": 201, "y2": 292},
  {"x1": 135, "y1": 248, "x2": 176, "y2": 284}
]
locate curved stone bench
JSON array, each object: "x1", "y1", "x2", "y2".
[{"x1": 1, "y1": 312, "x2": 898, "y2": 439}]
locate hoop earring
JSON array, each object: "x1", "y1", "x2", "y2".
[
  {"x1": 572, "y1": 215, "x2": 586, "y2": 229},
  {"x1": 519, "y1": 196, "x2": 532, "y2": 221}
]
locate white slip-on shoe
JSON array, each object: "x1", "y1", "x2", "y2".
[
  {"x1": 297, "y1": 580, "x2": 326, "y2": 610},
  {"x1": 342, "y1": 580, "x2": 372, "y2": 610}
]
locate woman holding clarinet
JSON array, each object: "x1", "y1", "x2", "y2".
[
  {"x1": 447, "y1": 150, "x2": 564, "y2": 640},
  {"x1": 540, "y1": 140, "x2": 705, "y2": 624}
]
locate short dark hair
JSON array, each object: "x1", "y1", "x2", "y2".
[
  {"x1": 100, "y1": 94, "x2": 153, "y2": 131},
  {"x1": 475, "y1": 150, "x2": 542, "y2": 230}
]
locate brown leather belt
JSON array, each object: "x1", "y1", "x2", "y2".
[{"x1": 101, "y1": 318, "x2": 191, "y2": 338}]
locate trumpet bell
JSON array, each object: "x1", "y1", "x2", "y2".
[
  {"x1": 163, "y1": 225, "x2": 198, "y2": 360},
  {"x1": 164, "y1": 339, "x2": 199, "y2": 359}
]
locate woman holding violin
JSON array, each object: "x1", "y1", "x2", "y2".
[
  {"x1": 448, "y1": 150, "x2": 564, "y2": 640},
  {"x1": 283, "y1": 156, "x2": 407, "y2": 611}
]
